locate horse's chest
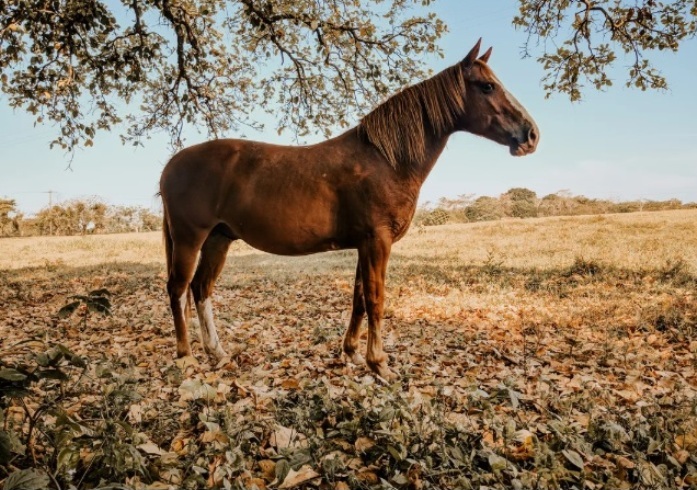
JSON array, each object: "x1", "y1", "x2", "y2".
[
  {"x1": 389, "y1": 214, "x2": 413, "y2": 242},
  {"x1": 388, "y1": 201, "x2": 418, "y2": 242}
]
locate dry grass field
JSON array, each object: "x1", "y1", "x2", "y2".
[{"x1": 1, "y1": 209, "x2": 696, "y2": 489}]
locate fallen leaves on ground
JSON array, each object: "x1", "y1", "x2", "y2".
[{"x1": 1, "y1": 220, "x2": 697, "y2": 489}]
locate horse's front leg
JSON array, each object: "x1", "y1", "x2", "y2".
[
  {"x1": 358, "y1": 232, "x2": 396, "y2": 380},
  {"x1": 343, "y1": 262, "x2": 366, "y2": 364}
]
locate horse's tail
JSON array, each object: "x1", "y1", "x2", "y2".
[{"x1": 163, "y1": 207, "x2": 173, "y2": 279}]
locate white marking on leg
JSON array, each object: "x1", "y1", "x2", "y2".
[
  {"x1": 195, "y1": 298, "x2": 227, "y2": 359},
  {"x1": 175, "y1": 292, "x2": 193, "y2": 356},
  {"x1": 180, "y1": 293, "x2": 199, "y2": 332},
  {"x1": 179, "y1": 293, "x2": 188, "y2": 316}
]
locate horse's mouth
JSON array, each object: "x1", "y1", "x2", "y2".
[{"x1": 509, "y1": 140, "x2": 537, "y2": 157}]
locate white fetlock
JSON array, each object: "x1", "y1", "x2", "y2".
[{"x1": 207, "y1": 344, "x2": 228, "y2": 362}]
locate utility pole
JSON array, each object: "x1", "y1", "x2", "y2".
[
  {"x1": 42, "y1": 190, "x2": 55, "y2": 235},
  {"x1": 40, "y1": 190, "x2": 55, "y2": 207}
]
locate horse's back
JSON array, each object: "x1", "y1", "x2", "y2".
[{"x1": 160, "y1": 138, "x2": 354, "y2": 254}]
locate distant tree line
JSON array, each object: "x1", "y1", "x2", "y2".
[
  {"x1": 414, "y1": 188, "x2": 696, "y2": 226},
  {"x1": 2, "y1": 189, "x2": 694, "y2": 237},
  {"x1": 0, "y1": 198, "x2": 161, "y2": 237}
]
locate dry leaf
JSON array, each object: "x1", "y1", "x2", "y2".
[
  {"x1": 616, "y1": 456, "x2": 635, "y2": 469},
  {"x1": 675, "y1": 431, "x2": 697, "y2": 451},
  {"x1": 356, "y1": 469, "x2": 380, "y2": 485},
  {"x1": 127, "y1": 403, "x2": 143, "y2": 424},
  {"x1": 674, "y1": 449, "x2": 690, "y2": 465},
  {"x1": 258, "y1": 459, "x2": 276, "y2": 481},
  {"x1": 270, "y1": 425, "x2": 307, "y2": 450},
  {"x1": 137, "y1": 441, "x2": 166, "y2": 456},
  {"x1": 281, "y1": 378, "x2": 301, "y2": 390},
  {"x1": 355, "y1": 436, "x2": 375, "y2": 453},
  {"x1": 278, "y1": 465, "x2": 320, "y2": 489}
]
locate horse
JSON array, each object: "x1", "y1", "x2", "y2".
[{"x1": 160, "y1": 39, "x2": 539, "y2": 379}]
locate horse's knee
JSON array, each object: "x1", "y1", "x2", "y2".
[
  {"x1": 167, "y1": 278, "x2": 187, "y2": 303},
  {"x1": 190, "y1": 279, "x2": 203, "y2": 304},
  {"x1": 190, "y1": 272, "x2": 215, "y2": 304}
]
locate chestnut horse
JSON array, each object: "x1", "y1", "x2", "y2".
[{"x1": 160, "y1": 40, "x2": 539, "y2": 379}]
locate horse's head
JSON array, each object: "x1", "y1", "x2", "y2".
[{"x1": 457, "y1": 39, "x2": 539, "y2": 157}]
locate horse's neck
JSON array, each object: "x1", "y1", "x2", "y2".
[{"x1": 402, "y1": 130, "x2": 453, "y2": 185}]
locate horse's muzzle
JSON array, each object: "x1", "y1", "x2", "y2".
[{"x1": 510, "y1": 124, "x2": 539, "y2": 157}]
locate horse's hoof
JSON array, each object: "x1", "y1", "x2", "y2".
[
  {"x1": 176, "y1": 346, "x2": 192, "y2": 358},
  {"x1": 371, "y1": 362, "x2": 397, "y2": 382},
  {"x1": 344, "y1": 351, "x2": 365, "y2": 365},
  {"x1": 214, "y1": 355, "x2": 232, "y2": 369},
  {"x1": 175, "y1": 355, "x2": 199, "y2": 369},
  {"x1": 208, "y1": 346, "x2": 228, "y2": 363}
]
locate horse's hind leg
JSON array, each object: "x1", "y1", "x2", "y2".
[
  {"x1": 190, "y1": 231, "x2": 233, "y2": 361},
  {"x1": 167, "y1": 236, "x2": 206, "y2": 358},
  {"x1": 343, "y1": 262, "x2": 366, "y2": 364}
]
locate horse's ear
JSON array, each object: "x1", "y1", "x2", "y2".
[
  {"x1": 478, "y1": 46, "x2": 493, "y2": 63},
  {"x1": 462, "y1": 38, "x2": 482, "y2": 70}
]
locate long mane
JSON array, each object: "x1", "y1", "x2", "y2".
[{"x1": 358, "y1": 63, "x2": 467, "y2": 169}]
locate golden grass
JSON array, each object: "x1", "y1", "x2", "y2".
[
  {"x1": 2, "y1": 209, "x2": 695, "y2": 273},
  {"x1": 398, "y1": 209, "x2": 697, "y2": 272}
]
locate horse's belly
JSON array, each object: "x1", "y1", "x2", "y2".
[{"x1": 225, "y1": 204, "x2": 341, "y2": 256}]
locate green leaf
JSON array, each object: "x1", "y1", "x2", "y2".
[
  {"x1": 58, "y1": 301, "x2": 81, "y2": 318},
  {"x1": 0, "y1": 386, "x2": 32, "y2": 399},
  {"x1": 563, "y1": 449, "x2": 585, "y2": 470},
  {"x1": 36, "y1": 368, "x2": 68, "y2": 381},
  {"x1": 488, "y1": 452, "x2": 508, "y2": 472},
  {"x1": 89, "y1": 288, "x2": 112, "y2": 297},
  {"x1": 86, "y1": 296, "x2": 112, "y2": 315},
  {"x1": 54, "y1": 344, "x2": 87, "y2": 368},
  {"x1": 35, "y1": 352, "x2": 50, "y2": 367},
  {"x1": 3, "y1": 468, "x2": 51, "y2": 490},
  {"x1": 387, "y1": 444, "x2": 406, "y2": 461},
  {"x1": 69, "y1": 295, "x2": 91, "y2": 302},
  {"x1": 275, "y1": 459, "x2": 291, "y2": 483},
  {"x1": 57, "y1": 445, "x2": 80, "y2": 472},
  {"x1": 0, "y1": 368, "x2": 27, "y2": 382},
  {"x1": 0, "y1": 430, "x2": 12, "y2": 462}
]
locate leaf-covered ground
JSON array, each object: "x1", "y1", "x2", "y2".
[{"x1": 1, "y1": 211, "x2": 697, "y2": 489}]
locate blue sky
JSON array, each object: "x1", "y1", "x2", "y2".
[{"x1": 1, "y1": 2, "x2": 695, "y2": 215}]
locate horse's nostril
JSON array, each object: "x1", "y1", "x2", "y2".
[{"x1": 528, "y1": 126, "x2": 538, "y2": 144}]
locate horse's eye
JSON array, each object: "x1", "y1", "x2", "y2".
[{"x1": 481, "y1": 83, "x2": 494, "y2": 94}]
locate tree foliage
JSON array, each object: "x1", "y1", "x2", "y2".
[
  {"x1": 0, "y1": 198, "x2": 22, "y2": 236},
  {"x1": 502, "y1": 187, "x2": 539, "y2": 218},
  {"x1": 0, "y1": 198, "x2": 162, "y2": 237},
  {"x1": 2, "y1": 1, "x2": 695, "y2": 153},
  {"x1": 0, "y1": 0, "x2": 445, "y2": 151},
  {"x1": 413, "y1": 187, "x2": 692, "y2": 226},
  {"x1": 515, "y1": 0, "x2": 697, "y2": 100}
]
